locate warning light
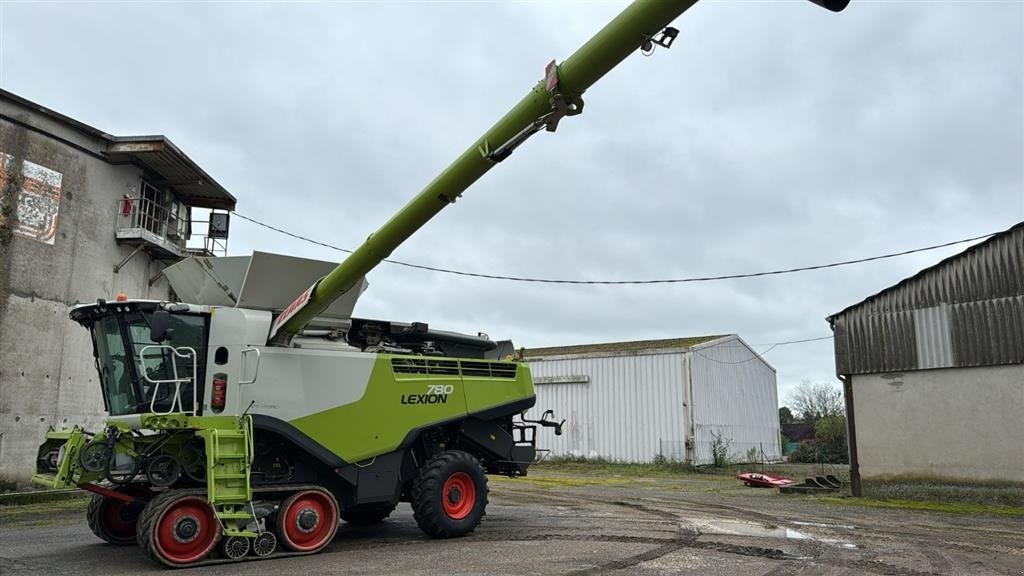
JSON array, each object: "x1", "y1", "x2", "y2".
[{"x1": 115, "y1": 292, "x2": 128, "y2": 302}]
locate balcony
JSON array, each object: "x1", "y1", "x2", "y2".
[
  {"x1": 115, "y1": 196, "x2": 228, "y2": 262},
  {"x1": 115, "y1": 195, "x2": 188, "y2": 258}
]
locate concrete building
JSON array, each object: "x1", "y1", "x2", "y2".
[
  {"x1": 828, "y1": 222, "x2": 1024, "y2": 493},
  {"x1": 524, "y1": 335, "x2": 781, "y2": 465},
  {"x1": 0, "y1": 89, "x2": 235, "y2": 481}
]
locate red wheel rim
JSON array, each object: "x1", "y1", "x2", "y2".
[
  {"x1": 154, "y1": 496, "x2": 219, "y2": 565},
  {"x1": 102, "y1": 498, "x2": 137, "y2": 540},
  {"x1": 442, "y1": 472, "x2": 476, "y2": 520},
  {"x1": 281, "y1": 491, "x2": 338, "y2": 551}
]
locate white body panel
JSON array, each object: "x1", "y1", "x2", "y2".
[{"x1": 205, "y1": 307, "x2": 375, "y2": 421}]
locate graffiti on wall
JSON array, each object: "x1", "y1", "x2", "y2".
[{"x1": 0, "y1": 152, "x2": 64, "y2": 245}]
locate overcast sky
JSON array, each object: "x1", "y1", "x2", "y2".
[{"x1": 2, "y1": 0, "x2": 1022, "y2": 405}]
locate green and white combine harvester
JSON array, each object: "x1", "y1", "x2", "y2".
[{"x1": 32, "y1": 0, "x2": 850, "y2": 567}]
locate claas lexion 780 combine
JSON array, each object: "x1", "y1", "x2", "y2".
[{"x1": 31, "y1": 0, "x2": 850, "y2": 567}]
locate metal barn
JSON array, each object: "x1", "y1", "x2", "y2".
[
  {"x1": 523, "y1": 335, "x2": 780, "y2": 465},
  {"x1": 829, "y1": 222, "x2": 1024, "y2": 491}
]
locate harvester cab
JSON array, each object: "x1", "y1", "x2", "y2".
[{"x1": 30, "y1": 0, "x2": 851, "y2": 568}]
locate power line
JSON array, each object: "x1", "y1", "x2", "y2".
[
  {"x1": 689, "y1": 335, "x2": 834, "y2": 365},
  {"x1": 230, "y1": 211, "x2": 998, "y2": 286}
]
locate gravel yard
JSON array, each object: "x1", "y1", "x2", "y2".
[{"x1": 2, "y1": 465, "x2": 1021, "y2": 575}]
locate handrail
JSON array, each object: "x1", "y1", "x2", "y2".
[
  {"x1": 239, "y1": 347, "x2": 261, "y2": 385},
  {"x1": 139, "y1": 345, "x2": 198, "y2": 415}
]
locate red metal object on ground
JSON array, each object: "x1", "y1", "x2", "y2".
[{"x1": 737, "y1": 472, "x2": 796, "y2": 488}]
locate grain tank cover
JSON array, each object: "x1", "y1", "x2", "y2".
[{"x1": 163, "y1": 251, "x2": 367, "y2": 319}]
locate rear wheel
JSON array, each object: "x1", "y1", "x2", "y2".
[
  {"x1": 137, "y1": 490, "x2": 221, "y2": 567},
  {"x1": 86, "y1": 487, "x2": 149, "y2": 545},
  {"x1": 340, "y1": 506, "x2": 395, "y2": 526},
  {"x1": 411, "y1": 450, "x2": 488, "y2": 538},
  {"x1": 276, "y1": 488, "x2": 339, "y2": 553}
]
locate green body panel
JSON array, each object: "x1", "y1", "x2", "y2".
[
  {"x1": 277, "y1": 0, "x2": 701, "y2": 337},
  {"x1": 291, "y1": 355, "x2": 533, "y2": 463}
]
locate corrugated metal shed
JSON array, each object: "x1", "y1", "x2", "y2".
[
  {"x1": 524, "y1": 335, "x2": 781, "y2": 465},
  {"x1": 828, "y1": 222, "x2": 1024, "y2": 375}
]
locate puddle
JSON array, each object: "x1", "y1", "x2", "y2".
[
  {"x1": 792, "y1": 520, "x2": 856, "y2": 530},
  {"x1": 680, "y1": 518, "x2": 858, "y2": 549}
]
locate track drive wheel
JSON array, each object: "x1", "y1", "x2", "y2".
[
  {"x1": 86, "y1": 486, "x2": 151, "y2": 545},
  {"x1": 340, "y1": 505, "x2": 396, "y2": 526},
  {"x1": 411, "y1": 450, "x2": 488, "y2": 538},
  {"x1": 276, "y1": 488, "x2": 339, "y2": 553},
  {"x1": 137, "y1": 490, "x2": 221, "y2": 567}
]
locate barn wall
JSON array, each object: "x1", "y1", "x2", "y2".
[
  {"x1": 852, "y1": 364, "x2": 1024, "y2": 482},
  {"x1": 689, "y1": 337, "x2": 781, "y2": 465},
  {"x1": 529, "y1": 352, "x2": 688, "y2": 463}
]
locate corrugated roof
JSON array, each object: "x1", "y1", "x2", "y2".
[
  {"x1": 0, "y1": 89, "x2": 235, "y2": 210},
  {"x1": 828, "y1": 221, "x2": 1024, "y2": 374},
  {"x1": 523, "y1": 335, "x2": 728, "y2": 358},
  {"x1": 828, "y1": 221, "x2": 1023, "y2": 321}
]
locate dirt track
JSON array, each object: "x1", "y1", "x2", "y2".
[{"x1": 2, "y1": 469, "x2": 1022, "y2": 575}]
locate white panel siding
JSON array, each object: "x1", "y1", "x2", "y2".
[
  {"x1": 528, "y1": 353, "x2": 687, "y2": 463},
  {"x1": 688, "y1": 337, "x2": 781, "y2": 465}
]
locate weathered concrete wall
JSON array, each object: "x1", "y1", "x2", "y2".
[
  {"x1": 852, "y1": 364, "x2": 1024, "y2": 482},
  {"x1": 0, "y1": 101, "x2": 171, "y2": 481}
]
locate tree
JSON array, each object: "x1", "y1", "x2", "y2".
[
  {"x1": 787, "y1": 381, "x2": 843, "y2": 423},
  {"x1": 778, "y1": 406, "x2": 795, "y2": 424}
]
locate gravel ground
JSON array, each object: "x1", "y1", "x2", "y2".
[{"x1": 1, "y1": 468, "x2": 1021, "y2": 575}]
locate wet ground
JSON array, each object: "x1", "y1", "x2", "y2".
[{"x1": 1, "y1": 469, "x2": 1022, "y2": 575}]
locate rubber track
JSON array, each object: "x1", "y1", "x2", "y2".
[
  {"x1": 135, "y1": 484, "x2": 327, "y2": 569},
  {"x1": 411, "y1": 450, "x2": 488, "y2": 538},
  {"x1": 340, "y1": 506, "x2": 395, "y2": 525},
  {"x1": 86, "y1": 493, "x2": 133, "y2": 545}
]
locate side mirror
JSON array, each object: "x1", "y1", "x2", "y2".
[{"x1": 150, "y1": 310, "x2": 171, "y2": 343}]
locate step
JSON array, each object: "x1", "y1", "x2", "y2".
[{"x1": 215, "y1": 512, "x2": 254, "y2": 520}]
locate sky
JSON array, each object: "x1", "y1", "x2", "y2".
[{"x1": 1, "y1": 0, "x2": 1022, "y2": 406}]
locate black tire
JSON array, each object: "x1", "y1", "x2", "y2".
[
  {"x1": 340, "y1": 506, "x2": 395, "y2": 526},
  {"x1": 411, "y1": 450, "x2": 488, "y2": 539},
  {"x1": 86, "y1": 486, "x2": 151, "y2": 545}
]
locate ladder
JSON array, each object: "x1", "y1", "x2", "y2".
[{"x1": 199, "y1": 416, "x2": 256, "y2": 536}]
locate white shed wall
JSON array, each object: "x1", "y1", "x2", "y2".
[
  {"x1": 529, "y1": 353, "x2": 688, "y2": 463},
  {"x1": 528, "y1": 337, "x2": 781, "y2": 465},
  {"x1": 689, "y1": 337, "x2": 781, "y2": 465}
]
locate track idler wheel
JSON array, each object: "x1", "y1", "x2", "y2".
[
  {"x1": 411, "y1": 450, "x2": 488, "y2": 538},
  {"x1": 252, "y1": 532, "x2": 277, "y2": 557},
  {"x1": 137, "y1": 490, "x2": 221, "y2": 567},
  {"x1": 275, "y1": 488, "x2": 339, "y2": 553},
  {"x1": 86, "y1": 487, "x2": 150, "y2": 545},
  {"x1": 222, "y1": 536, "x2": 250, "y2": 560}
]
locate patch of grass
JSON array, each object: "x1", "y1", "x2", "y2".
[
  {"x1": 820, "y1": 496, "x2": 1024, "y2": 518},
  {"x1": 862, "y1": 478, "x2": 1024, "y2": 508},
  {"x1": 535, "y1": 457, "x2": 703, "y2": 478},
  {"x1": 0, "y1": 497, "x2": 89, "y2": 526},
  {"x1": 492, "y1": 475, "x2": 632, "y2": 488},
  {"x1": 535, "y1": 457, "x2": 846, "y2": 483}
]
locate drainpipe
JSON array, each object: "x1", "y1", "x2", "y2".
[{"x1": 839, "y1": 374, "x2": 861, "y2": 496}]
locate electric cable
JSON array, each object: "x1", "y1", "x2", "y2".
[{"x1": 231, "y1": 211, "x2": 1001, "y2": 286}]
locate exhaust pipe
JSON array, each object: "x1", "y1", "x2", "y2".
[{"x1": 806, "y1": 0, "x2": 851, "y2": 12}]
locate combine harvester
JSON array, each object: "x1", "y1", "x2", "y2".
[{"x1": 32, "y1": 0, "x2": 851, "y2": 567}]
